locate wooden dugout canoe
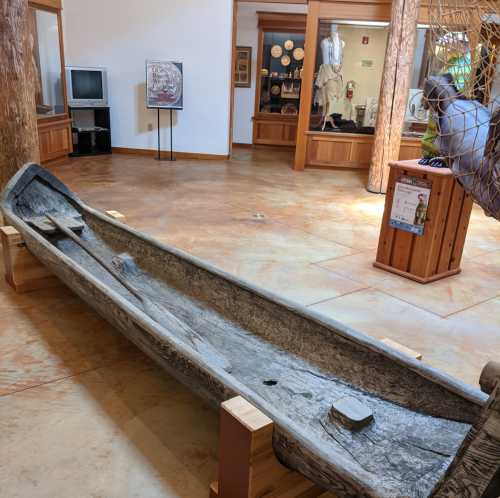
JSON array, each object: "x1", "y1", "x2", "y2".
[{"x1": 2, "y1": 164, "x2": 500, "y2": 498}]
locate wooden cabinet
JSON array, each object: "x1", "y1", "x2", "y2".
[
  {"x1": 306, "y1": 132, "x2": 421, "y2": 168},
  {"x1": 29, "y1": 0, "x2": 72, "y2": 166},
  {"x1": 38, "y1": 118, "x2": 73, "y2": 165},
  {"x1": 253, "y1": 13, "x2": 306, "y2": 148},
  {"x1": 253, "y1": 115, "x2": 298, "y2": 147}
]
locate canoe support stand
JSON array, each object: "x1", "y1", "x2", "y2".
[
  {"x1": 210, "y1": 396, "x2": 326, "y2": 498},
  {"x1": 0, "y1": 210, "x2": 126, "y2": 293}
]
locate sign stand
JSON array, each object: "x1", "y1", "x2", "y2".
[
  {"x1": 374, "y1": 160, "x2": 473, "y2": 284},
  {"x1": 156, "y1": 108, "x2": 176, "y2": 162}
]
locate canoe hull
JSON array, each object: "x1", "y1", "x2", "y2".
[{"x1": 1, "y1": 164, "x2": 489, "y2": 498}]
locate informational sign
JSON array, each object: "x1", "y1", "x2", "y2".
[
  {"x1": 146, "y1": 60, "x2": 183, "y2": 109},
  {"x1": 389, "y1": 175, "x2": 432, "y2": 236}
]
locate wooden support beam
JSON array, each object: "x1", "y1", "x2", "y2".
[
  {"x1": 367, "y1": 0, "x2": 421, "y2": 193},
  {"x1": 211, "y1": 396, "x2": 325, "y2": 498},
  {"x1": 0, "y1": 226, "x2": 60, "y2": 293},
  {"x1": 381, "y1": 338, "x2": 422, "y2": 361},
  {"x1": 0, "y1": 0, "x2": 40, "y2": 192},
  {"x1": 105, "y1": 210, "x2": 126, "y2": 222}
]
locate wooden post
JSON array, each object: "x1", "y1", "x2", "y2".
[
  {"x1": 367, "y1": 0, "x2": 421, "y2": 193},
  {"x1": 431, "y1": 367, "x2": 500, "y2": 497},
  {"x1": 211, "y1": 396, "x2": 325, "y2": 498},
  {"x1": 0, "y1": 226, "x2": 60, "y2": 292},
  {"x1": 293, "y1": 0, "x2": 320, "y2": 171},
  {"x1": 0, "y1": 0, "x2": 40, "y2": 191}
]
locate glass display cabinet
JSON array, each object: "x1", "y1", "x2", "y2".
[
  {"x1": 293, "y1": 0, "x2": 430, "y2": 171},
  {"x1": 28, "y1": 0, "x2": 72, "y2": 165},
  {"x1": 253, "y1": 13, "x2": 306, "y2": 147}
]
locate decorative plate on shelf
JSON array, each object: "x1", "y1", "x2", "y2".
[
  {"x1": 281, "y1": 103, "x2": 298, "y2": 115},
  {"x1": 271, "y1": 45, "x2": 283, "y2": 58},
  {"x1": 271, "y1": 84, "x2": 281, "y2": 96},
  {"x1": 293, "y1": 47, "x2": 305, "y2": 61},
  {"x1": 281, "y1": 55, "x2": 291, "y2": 67},
  {"x1": 284, "y1": 39, "x2": 294, "y2": 51}
]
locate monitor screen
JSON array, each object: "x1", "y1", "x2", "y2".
[{"x1": 71, "y1": 70, "x2": 103, "y2": 99}]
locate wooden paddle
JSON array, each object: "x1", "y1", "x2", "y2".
[{"x1": 46, "y1": 214, "x2": 232, "y2": 373}]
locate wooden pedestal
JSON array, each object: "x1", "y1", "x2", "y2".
[
  {"x1": 210, "y1": 396, "x2": 325, "y2": 498},
  {"x1": 374, "y1": 160, "x2": 473, "y2": 284},
  {"x1": 1, "y1": 210, "x2": 125, "y2": 293}
]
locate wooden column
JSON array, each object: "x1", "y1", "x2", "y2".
[
  {"x1": 0, "y1": 0, "x2": 40, "y2": 193},
  {"x1": 293, "y1": 0, "x2": 320, "y2": 171},
  {"x1": 367, "y1": 0, "x2": 421, "y2": 193}
]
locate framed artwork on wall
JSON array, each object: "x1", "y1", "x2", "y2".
[
  {"x1": 146, "y1": 60, "x2": 183, "y2": 109},
  {"x1": 235, "y1": 46, "x2": 252, "y2": 88}
]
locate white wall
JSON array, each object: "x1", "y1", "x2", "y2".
[
  {"x1": 233, "y1": 2, "x2": 307, "y2": 144},
  {"x1": 62, "y1": 0, "x2": 234, "y2": 155},
  {"x1": 328, "y1": 25, "x2": 388, "y2": 118}
]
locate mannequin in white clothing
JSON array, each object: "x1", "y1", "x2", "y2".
[{"x1": 315, "y1": 24, "x2": 345, "y2": 130}]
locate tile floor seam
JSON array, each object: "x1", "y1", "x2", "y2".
[
  {"x1": 310, "y1": 250, "x2": 368, "y2": 266},
  {"x1": 306, "y1": 287, "x2": 373, "y2": 308},
  {"x1": 0, "y1": 356, "x2": 135, "y2": 399},
  {"x1": 374, "y1": 288, "x2": 454, "y2": 320},
  {"x1": 262, "y1": 216, "x2": 358, "y2": 253},
  {"x1": 441, "y1": 294, "x2": 500, "y2": 319}
]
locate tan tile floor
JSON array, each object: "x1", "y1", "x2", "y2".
[{"x1": 1, "y1": 147, "x2": 500, "y2": 497}]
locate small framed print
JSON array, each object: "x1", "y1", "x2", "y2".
[{"x1": 235, "y1": 46, "x2": 252, "y2": 88}]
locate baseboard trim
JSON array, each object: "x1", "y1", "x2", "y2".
[
  {"x1": 112, "y1": 147, "x2": 229, "y2": 161},
  {"x1": 232, "y1": 143, "x2": 254, "y2": 149}
]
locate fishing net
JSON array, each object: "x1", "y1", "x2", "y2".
[{"x1": 423, "y1": 1, "x2": 500, "y2": 219}]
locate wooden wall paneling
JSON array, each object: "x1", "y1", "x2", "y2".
[
  {"x1": 0, "y1": 0, "x2": 40, "y2": 191},
  {"x1": 436, "y1": 181, "x2": 465, "y2": 274},
  {"x1": 318, "y1": 1, "x2": 392, "y2": 21},
  {"x1": 449, "y1": 195, "x2": 474, "y2": 271},
  {"x1": 375, "y1": 166, "x2": 398, "y2": 265},
  {"x1": 408, "y1": 174, "x2": 448, "y2": 278},
  {"x1": 367, "y1": 0, "x2": 421, "y2": 193},
  {"x1": 293, "y1": 0, "x2": 320, "y2": 170},
  {"x1": 390, "y1": 229, "x2": 414, "y2": 272}
]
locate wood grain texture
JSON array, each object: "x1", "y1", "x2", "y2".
[
  {"x1": 375, "y1": 161, "x2": 472, "y2": 283},
  {"x1": 367, "y1": 0, "x2": 421, "y2": 193},
  {"x1": 431, "y1": 384, "x2": 500, "y2": 497},
  {"x1": 2, "y1": 164, "x2": 491, "y2": 498},
  {"x1": 216, "y1": 396, "x2": 324, "y2": 498},
  {"x1": 0, "y1": 0, "x2": 40, "y2": 191},
  {"x1": 293, "y1": 0, "x2": 320, "y2": 171}
]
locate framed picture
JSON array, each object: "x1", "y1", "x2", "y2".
[
  {"x1": 146, "y1": 60, "x2": 183, "y2": 109},
  {"x1": 235, "y1": 46, "x2": 252, "y2": 88}
]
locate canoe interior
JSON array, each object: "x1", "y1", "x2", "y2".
[{"x1": 3, "y1": 166, "x2": 487, "y2": 498}]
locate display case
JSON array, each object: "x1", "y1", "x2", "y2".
[
  {"x1": 253, "y1": 13, "x2": 306, "y2": 147},
  {"x1": 29, "y1": 0, "x2": 72, "y2": 165},
  {"x1": 293, "y1": 0, "x2": 432, "y2": 171}
]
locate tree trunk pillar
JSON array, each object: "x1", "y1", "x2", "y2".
[
  {"x1": 367, "y1": 0, "x2": 421, "y2": 193},
  {"x1": 0, "y1": 0, "x2": 40, "y2": 194}
]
